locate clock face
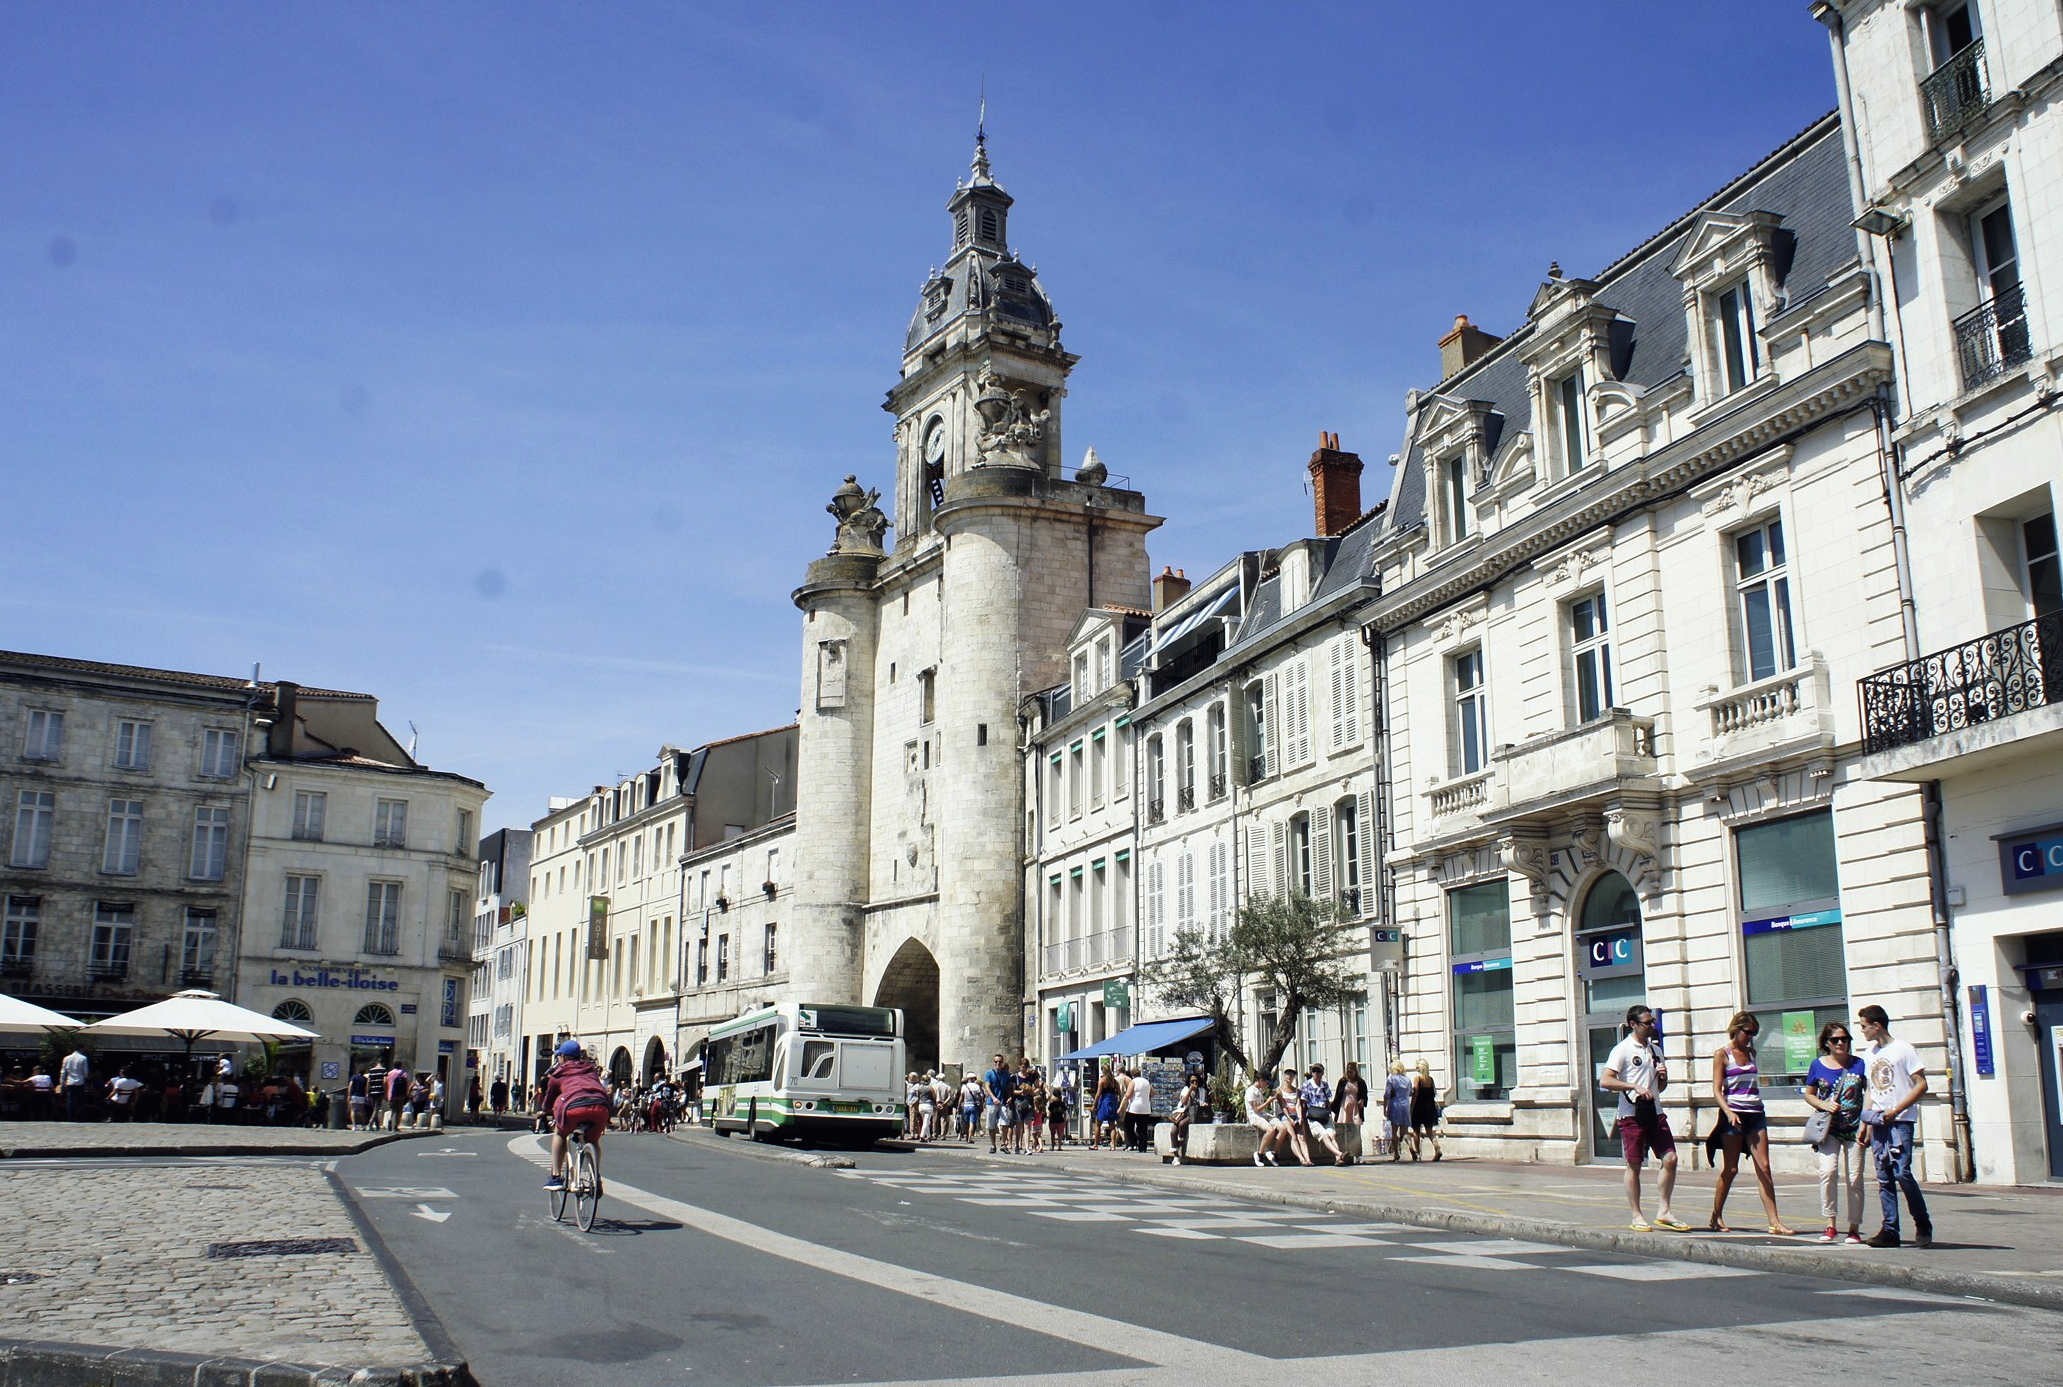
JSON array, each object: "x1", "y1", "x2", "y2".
[{"x1": 922, "y1": 418, "x2": 947, "y2": 466}]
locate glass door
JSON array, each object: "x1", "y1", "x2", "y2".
[{"x1": 1575, "y1": 873, "x2": 1646, "y2": 1161}]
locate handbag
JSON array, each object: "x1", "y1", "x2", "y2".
[{"x1": 1800, "y1": 1109, "x2": 1832, "y2": 1145}]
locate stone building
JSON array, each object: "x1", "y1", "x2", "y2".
[
  {"x1": 1826, "y1": 0, "x2": 2063, "y2": 1182},
  {"x1": 787, "y1": 134, "x2": 1159, "y2": 1072},
  {"x1": 0, "y1": 651, "x2": 260, "y2": 1038},
  {"x1": 1364, "y1": 112, "x2": 1947, "y2": 1172},
  {"x1": 467, "y1": 826, "x2": 532, "y2": 1097},
  {"x1": 237, "y1": 681, "x2": 489, "y2": 1098}
]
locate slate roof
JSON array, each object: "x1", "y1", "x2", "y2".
[
  {"x1": 0, "y1": 649, "x2": 373, "y2": 701},
  {"x1": 1387, "y1": 111, "x2": 1849, "y2": 535}
]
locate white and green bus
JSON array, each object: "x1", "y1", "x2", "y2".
[{"x1": 703, "y1": 1001, "x2": 905, "y2": 1143}]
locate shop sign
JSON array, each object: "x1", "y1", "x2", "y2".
[
  {"x1": 437, "y1": 1040, "x2": 455, "y2": 1054},
  {"x1": 1057, "y1": 1002, "x2": 1075, "y2": 1033},
  {"x1": 588, "y1": 896, "x2": 611, "y2": 958},
  {"x1": 349, "y1": 1034, "x2": 393, "y2": 1047},
  {"x1": 266, "y1": 966, "x2": 400, "y2": 992},
  {"x1": 2000, "y1": 827, "x2": 2063, "y2": 896},
  {"x1": 1451, "y1": 956, "x2": 1513, "y2": 975},
  {"x1": 1578, "y1": 928, "x2": 1642, "y2": 980},
  {"x1": 1370, "y1": 928, "x2": 1404, "y2": 972},
  {"x1": 320, "y1": 1062, "x2": 341, "y2": 1080},
  {"x1": 1469, "y1": 1034, "x2": 1496, "y2": 1085},
  {"x1": 400, "y1": 1004, "x2": 417, "y2": 1015},
  {"x1": 1970, "y1": 984, "x2": 1995, "y2": 1078},
  {"x1": 1781, "y1": 1010, "x2": 1817, "y2": 1073},
  {"x1": 1741, "y1": 908, "x2": 1842, "y2": 936},
  {"x1": 1102, "y1": 980, "x2": 1130, "y2": 1010}
]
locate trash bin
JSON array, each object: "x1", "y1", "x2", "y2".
[{"x1": 328, "y1": 1092, "x2": 349, "y2": 1130}]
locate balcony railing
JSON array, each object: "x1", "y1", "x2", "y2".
[
  {"x1": 1247, "y1": 753, "x2": 1268, "y2": 783},
  {"x1": 1208, "y1": 772, "x2": 1228, "y2": 802},
  {"x1": 1176, "y1": 785, "x2": 1196, "y2": 813},
  {"x1": 1953, "y1": 282, "x2": 2032, "y2": 392},
  {"x1": 1860, "y1": 611, "x2": 2063, "y2": 754},
  {"x1": 1145, "y1": 797, "x2": 1166, "y2": 826},
  {"x1": 1428, "y1": 769, "x2": 1493, "y2": 820},
  {"x1": 1040, "y1": 926, "x2": 1132, "y2": 978},
  {"x1": 1337, "y1": 887, "x2": 1362, "y2": 918},
  {"x1": 0, "y1": 956, "x2": 30, "y2": 978},
  {"x1": 86, "y1": 960, "x2": 128, "y2": 980},
  {"x1": 1921, "y1": 38, "x2": 1988, "y2": 146},
  {"x1": 179, "y1": 967, "x2": 214, "y2": 986}
]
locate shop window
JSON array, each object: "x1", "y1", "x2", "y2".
[
  {"x1": 1737, "y1": 809, "x2": 1846, "y2": 1081},
  {"x1": 1449, "y1": 881, "x2": 1515, "y2": 1099}
]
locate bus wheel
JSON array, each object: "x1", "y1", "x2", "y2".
[{"x1": 747, "y1": 1099, "x2": 767, "y2": 1141}]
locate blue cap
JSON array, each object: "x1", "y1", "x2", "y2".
[{"x1": 555, "y1": 1039, "x2": 583, "y2": 1058}]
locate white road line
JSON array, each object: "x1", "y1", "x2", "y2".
[
  {"x1": 501, "y1": 1134, "x2": 1266, "y2": 1373},
  {"x1": 1561, "y1": 1262, "x2": 1759, "y2": 1280}
]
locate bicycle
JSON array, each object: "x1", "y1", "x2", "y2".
[{"x1": 547, "y1": 1129, "x2": 602, "y2": 1231}]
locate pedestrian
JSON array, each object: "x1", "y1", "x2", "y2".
[
  {"x1": 1804, "y1": 1020, "x2": 1867, "y2": 1245},
  {"x1": 983, "y1": 1052, "x2": 1015, "y2": 1154},
  {"x1": 1168, "y1": 1070, "x2": 1202, "y2": 1165},
  {"x1": 1092, "y1": 1062, "x2": 1121, "y2": 1150},
  {"x1": 1045, "y1": 1078, "x2": 1069, "y2": 1150},
  {"x1": 916, "y1": 1071, "x2": 938, "y2": 1141},
  {"x1": 1013, "y1": 1057, "x2": 1039, "y2": 1154},
  {"x1": 383, "y1": 1061, "x2": 410, "y2": 1131},
  {"x1": 1705, "y1": 1011, "x2": 1795, "y2": 1235},
  {"x1": 1856, "y1": 1004, "x2": 1934, "y2": 1249},
  {"x1": 1276, "y1": 1070, "x2": 1313, "y2": 1165},
  {"x1": 346, "y1": 1066, "x2": 372, "y2": 1130},
  {"x1": 1600, "y1": 1004, "x2": 1689, "y2": 1232},
  {"x1": 1333, "y1": 1060, "x2": 1370, "y2": 1163},
  {"x1": 1246, "y1": 1070, "x2": 1289, "y2": 1167},
  {"x1": 490, "y1": 1075, "x2": 510, "y2": 1116},
  {"x1": 1408, "y1": 1059, "x2": 1442, "y2": 1161},
  {"x1": 1300, "y1": 1064, "x2": 1347, "y2": 1165},
  {"x1": 59, "y1": 1045, "x2": 90, "y2": 1121},
  {"x1": 1058, "y1": 1064, "x2": 1079, "y2": 1143},
  {"x1": 1123, "y1": 1066, "x2": 1156, "y2": 1153},
  {"x1": 104, "y1": 1066, "x2": 143, "y2": 1121},
  {"x1": 26, "y1": 1064, "x2": 55, "y2": 1121},
  {"x1": 1381, "y1": 1060, "x2": 1411, "y2": 1160},
  {"x1": 466, "y1": 1076, "x2": 483, "y2": 1119}
]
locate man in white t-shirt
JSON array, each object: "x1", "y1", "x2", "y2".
[
  {"x1": 1856, "y1": 1004, "x2": 1933, "y2": 1248},
  {"x1": 60, "y1": 1047, "x2": 90, "y2": 1121},
  {"x1": 1600, "y1": 1005, "x2": 1689, "y2": 1232}
]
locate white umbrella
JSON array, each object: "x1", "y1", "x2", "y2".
[
  {"x1": 0, "y1": 991, "x2": 85, "y2": 1035},
  {"x1": 83, "y1": 989, "x2": 319, "y2": 1057}
]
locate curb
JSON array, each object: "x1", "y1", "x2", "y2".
[
  {"x1": 667, "y1": 1123, "x2": 856, "y2": 1169},
  {"x1": 1034, "y1": 1155, "x2": 2063, "y2": 1314},
  {"x1": 328, "y1": 1169, "x2": 477, "y2": 1386},
  {"x1": 0, "y1": 1129, "x2": 437, "y2": 1161},
  {"x1": 0, "y1": 1336, "x2": 470, "y2": 1386}
]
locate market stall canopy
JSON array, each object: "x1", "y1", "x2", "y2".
[
  {"x1": 0, "y1": 991, "x2": 86, "y2": 1035},
  {"x1": 82, "y1": 989, "x2": 320, "y2": 1049},
  {"x1": 1058, "y1": 1015, "x2": 1214, "y2": 1061}
]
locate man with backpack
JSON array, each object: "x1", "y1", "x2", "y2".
[{"x1": 383, "y1": 1060, "x2": 411, "y2": 1131}]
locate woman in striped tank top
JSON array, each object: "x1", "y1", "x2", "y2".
[{"x1": 1706, "y1": 1011, "x2": 1796, "y2": 1235}]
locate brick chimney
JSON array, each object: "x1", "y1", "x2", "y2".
[
  {"x1": 1152, "y1": 566, "x2": 1191, "y2": 612},
  {"x1": 1308, "y1": 431, "x2": 1365, "y2": 537},
  {"x1": 1438, "y1": 314, "x2": 1501, "y2": 379}
]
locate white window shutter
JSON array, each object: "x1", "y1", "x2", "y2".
[
  {"x1": 1262, "y1": 673, "x2": 1280, "y2": 776},
  {"x1": 1289, "y1": 660, "x2": 1312, "y2": 766},
  {"x1": 1246, "y1": 822, "x2": 1270, "y2": 900},
  {"x1": 1356, "y1": 790, "x2": 1375, "y2": 905},
  {"x1": 1311, "y1": 811, "x2": 1333, "y2": 903},
  {"x1": 1328, "y1": 641, "x2": 1347, "y2": 751},
  {"x1": 1271, "y1": 819, "x2": 1288, "y2": 899},
  {"x1": 1207, "y1": 839, "x2": 1225, "y2": 932},
  {"x1": 1340, "y1": 638, "x2": 1360, "y2": 746}
]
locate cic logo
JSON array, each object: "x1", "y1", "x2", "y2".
[{"x1": 1587, "y1": 933, "x2": 1637, "y2": 969}]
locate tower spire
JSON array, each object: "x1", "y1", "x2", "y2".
[{"x1": 971, "y1": 85, "x2": 991, "y2": 183}]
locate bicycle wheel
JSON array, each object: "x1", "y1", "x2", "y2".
[
  {"x1": 573, "y1": 1141, "x2": 600, "y2": 1231},
  {"x1": 547, "y1": 1162, "x2": 569, "y2": 1223}
]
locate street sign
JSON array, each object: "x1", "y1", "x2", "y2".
[{"x1": 1103, "y1": 980, "x2": 1129, "y2": 1010}]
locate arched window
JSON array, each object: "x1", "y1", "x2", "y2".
[
  {"x1": 1580, "y1": 872, "x2": 1641, "y2": 932},
  {"x1": 353, "y1": 1003, "x2": 396, "y2": 1027},
  {"x1": 272, "y1": 999, "x2": 314, "y2": 1023}
]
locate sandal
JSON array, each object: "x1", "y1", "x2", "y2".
[
  {"x1": 1654, "y1": 1216, "x2": 1691, "y2": 1232},
  {"x1": 1705, "y1": 1220, "x2": 1730, "y2": 1233},
  {"x1": 1628, "y1": 1219, "x2": 1653, "y2": 1233},
  {"x1": 1767, "y1": 1225, "x2": 1797, "y2": 1237}
]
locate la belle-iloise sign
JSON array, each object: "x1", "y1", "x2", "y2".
[{"x1": 267, "y1": 966, "x2": 401, "y2": 992}]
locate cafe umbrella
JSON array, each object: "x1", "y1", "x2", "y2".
[
  {"x1": 82, "y1": 988, "x2": 318, "y2": 1063},
  {"x1": 0, "y1": 991, "x2": 86, "y2": 1035}
]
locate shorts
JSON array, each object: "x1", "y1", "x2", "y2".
[
  {"x1": 988, "y1": 1101, "x2": 1014, "y2": 1129},
  {"x1": 556, "y1": 1100, "x2": 609, "y2": 1142},
  {"x1": 1617, "y1": 1112, "x2": 1677, "y2": 1165},
  {"x1": 1305, "y1": 1119, "x2": 1335, "y2": 1140},
  {"x1": 1721, "y1": 1109, "x2": 1769, "y2": 1143}
]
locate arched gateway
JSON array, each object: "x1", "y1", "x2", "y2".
[{"x1": 873, "y1": 938, "x2": 941, "y2": 1073}]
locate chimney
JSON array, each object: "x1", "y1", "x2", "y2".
[
  {"x1": 1308, "y1": 431, "x2": 1365, "y2": 537},
  {"x1": 1438, "y1": 313, "x2": 1501, "y2": 380},
  {"x1": 268, "y1": 681, "x2": 298, "y2": 758},
  {"x1": 1152, "y1": 566, "x2": 1191, "y2": 612}
]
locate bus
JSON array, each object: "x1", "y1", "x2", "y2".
[{"x1": 702, "y1": 1002, "x2": 905, "y2": 1143}]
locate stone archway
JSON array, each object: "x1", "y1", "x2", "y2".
[
  {"x1": 642, "y1": 1037, "x2": 668, "y2": 1084},
  {"x1": 873, "y1": 938, "x2": 941, "y2": 1073},
  {"x1": 607, "y1": 1046, "x2": 634, "y2": 1087}
]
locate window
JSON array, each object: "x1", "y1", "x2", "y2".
[
  {"x1": 1090, "y1": 730, "x2": 1107, "y2": 810},
  {"x1": 632, "y1": 835, "x2": 643, "y2": 881},
  {"x1": 10, "y1": 791, "x2": 54, "y2": 869},
  {"x1": 1958, "y1": 197, "x2": 2031, "y2": 388},
  {"x1": 1451, "y1": 649, "x2": 1488, "y2": 775},
  {"x1": 181, "y1": 908, "x2": 217, "y2": 979},
  {"x1": 717, "y1": 933, "x2": 730, "y2": 982},
  {"x1": 1090, "y1": 860, "x2": 1107, "y2": 936},
  {"x1": 113, "y1": 719, "x2": 152, "y2": 771},
  {"x1": 200, "y1": 728, "x2": 240, "y2": 779},
  {"x1": 90, "y1": 903, "x2": 134, "y2": 977},
  {"x1": 1244, "y1": 680, "x2": 1269, "y2": 780},
  {"x1": 1113, "y1": 725, "x2": 1130, "y2": 799},
  {"x1": 1449, "y1": 881, "x2": 1515, "y2": 1099},
  {"x1": 1334, "y1": 798, "x2": 1362, "y2": 914},
  {"x1": 446, "y1": 889, "x2": 467, "y2": 946},
  {"x1": 1095, "y1": 636, "x2": 1112, "y2": 691},
  {"x1": 1072, "y1": 651, "x2": 1089, "y2": 702},
  {"x1": 918, "y1": 668, "x2": 937, "y2": 724},
  {"x1": 353, "y1": 1003, "x2": 395, "y2": 1027},
  {"x1": 1568, "y1": 593, "x2": 1614, "y2": 723},
  {"x1": 282, "y1": 875, "x2": 320, "y2": 948},
  {"x1": 764, "y1": 922, "x2": 778, "y2": 974},
  {"x1": 189, "y1": 806, "x2": 230, "y2": 881},
  {"x1": 1144, "y1": 859, "x2": 1165, "y2": 958},
  {"x1": 979, "y1": 207, "x2": 1000, "y2": 242},
  {"x1": 1174, "y1": 720, "x2": 1195, "y2": 812},
  {"x1": 1207, "y1": 704, "x2": 1228, "y2": 797},
  {"x1": 21, "y1": 709, "x2": 63, "y2": 762},
  {"x1": 103, "y1": 799, "x2": 143, "y2": 875},
  {"x1": 2, "y1": 896, "x2": 37, "y2": 970},
  {"x1": 1715, "y1": 280, "x2": 1760, "y2": 392},
  {"x1": 2026, "y1": 512, "x2": 2062, "y2": 617},
  {"x1": 1288, "y1": 813, "x2": 1314, "y2": 896},
  {"x1": 457, "y1": 808, "x2": 474, "y2": 855},
  {"x1": 1176, "y1": 850, "x2": 1196, "y2": 935},
  {"x1": 374, "y1": 799, "x2": 408, "y2": 849},
  {"x1": 1327, "y1": 641, "x2": 1360, "y2": 752},
  {"x1": 1207, "y1": 839, "x2": 1230, "y2": 936},
  {"x1": 1733, "y1": 519, "x2": 1796, "y2": 682},
  {"x1": 1920, "y1": 2, "x2": 1987, "y2": 145},
  {"x1": 1282, "y1": 660, "x2": 1312, "y2": 767},
  {"x1": 291, "y1": 790, "x2": 326, "y2": 841},
  {"x1": 1738, "y1": 809, "x2": 1847, "y2": 1080},
  {"x1": 1553, "y1": 366, "x2": 1589, "y2": 473},
  {"x1": 1145, "y1": 735, "x2": 1165, "y2": 820},
  {"x1": 1441, "y1": 455, "x2": 1470, "y2": 542},
  {"x1": 364, "y1": 881, "x2": 401, "y2": 954},
  {"x1": 695, "y1": 938, "x2": 708, "y2": 986},
  {"x1": 1069, "y1": 741, "x2": 1085, "y2": 818}
]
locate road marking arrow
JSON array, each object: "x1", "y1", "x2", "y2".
[
  {"x1": 418, "y1": 1148, "x2": 476, "y2": 1157},
  {"x1": 410, "y1": 1204, "x2": 453, "y2": 1224},
  {"x1": 357, "y1": 1187, "x2": 458, "y2": 1200}
]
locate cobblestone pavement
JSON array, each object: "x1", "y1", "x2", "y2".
[
  {"x1": 0, "y1": 1119, "x2": 445, "y2": 1158},
  {"x1": 2, "y1": 1158, "x2": 431, "y2": 1371}
]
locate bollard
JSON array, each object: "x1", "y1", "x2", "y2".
[{"x1": 328, "y1": 1093, "x2": 348, "y2": 1130}]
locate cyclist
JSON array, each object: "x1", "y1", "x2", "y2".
[{"x1": 540, "y1": 1039, "x2": 611, "y2": 1194}]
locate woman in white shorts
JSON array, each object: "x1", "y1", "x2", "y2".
[{"x1": 1245, "y1": 1073, "x2": 1291, "y2": 1166}]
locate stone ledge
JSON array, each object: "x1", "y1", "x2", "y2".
[
  {"x1": 1152, "y1": 1120, "x2": 1367, "y2": 1164},
  {"x1": 0, "y1": 1338, "x2": 473, "y2": 1387}
]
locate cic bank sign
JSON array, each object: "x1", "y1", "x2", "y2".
[{"x1": 2001, "y1": 826, "x2": 2063, "y2": 897}]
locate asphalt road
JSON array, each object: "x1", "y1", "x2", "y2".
[{"x1": 337, "y1": 1130, "x2": 2057, "y2": 1386}]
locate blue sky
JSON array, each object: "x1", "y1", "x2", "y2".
[{"x1": 4, "y1": 3, "x2": 1837, "y2": 833}]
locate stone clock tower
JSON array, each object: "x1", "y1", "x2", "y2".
[{"x1": 789, "y1": 132, "x2": 1160, "y2": 1071}]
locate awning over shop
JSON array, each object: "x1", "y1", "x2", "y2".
[{"x1": 1058, "y1": 1015, "x2": 1214, "y2": 1061}]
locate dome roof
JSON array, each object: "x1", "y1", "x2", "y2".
[{"x1": 905, "y1": 254, "x2": 1056, "y2": 352}]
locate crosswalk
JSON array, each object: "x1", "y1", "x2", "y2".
[{"x1": 839, "y1": 1167, "x2": 1761, "y2": 1281}]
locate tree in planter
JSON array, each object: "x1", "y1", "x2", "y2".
[{"x1": 1140, "y1": 892, "x2": 1361, "y2": 1084}]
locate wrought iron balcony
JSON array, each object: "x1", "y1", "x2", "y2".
[
  {"x1": 1337, "y1": 887, "x2": 1362, "y2": 917},
  {"x1": 1953, "y1": 282, "x2": 2032, "y2": 392},
  {"x1": 1921, "y1": 38, "x2": 1988, "y2": 146},
  {"x1": 86, "y1": 961, "x2": 128, "y2": 980},
  {"x1": 1247, "y1": 753, "x2": 1268, "y2": 783},
  {"x1": 0, "y1": 956, "x2": 30, "y2": 978},
  {"x1": 1145, "y1": 797, "x2": 1166, "y2": 826},
  {"x1": 1207, "y1": 772, "x2": 1228, "y2": 802},
  {"x1": 1861, "y1": 611, "x2": 2063, "y2": 754},
  {"x1": 1176, "y1": 785, "x2": 1196, "y2": 813},
  {"x1": 179, "y1": 968, "x2": 214, "y2": 986}
]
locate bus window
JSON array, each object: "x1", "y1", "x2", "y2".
[{"x1": 797, "y1": 1040, "x2": 837, "y2": 1083}]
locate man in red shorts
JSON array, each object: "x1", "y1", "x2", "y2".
[
  {"x1": 540, "y1": 1039, "x2": 611, "y2": 1194},
  {"x1": 1600, "y1": 1005, "x2": 1690, "y2": 1232}
]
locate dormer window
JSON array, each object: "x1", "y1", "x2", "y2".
[
  {"x1": 1552, "y1": 366, "x2": 1589, "y2": 475},
  {"x1": 1670, "y1": 209, "x2": 1782, "y2": 405},
  {"x1": 1440, "y1": 454, "x2": 1471, "y2": 543},
  {"x1": 1716, "y1": 280, "x2": 1761, "y2": 392}
]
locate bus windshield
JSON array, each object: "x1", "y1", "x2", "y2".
[{"x1": 797, "y1": 1004, "x2": 898, "y2": 1038}]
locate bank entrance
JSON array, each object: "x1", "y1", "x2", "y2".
[{"x1": 1576, "y1": 872, "x2": 1647, "y2": 1161}]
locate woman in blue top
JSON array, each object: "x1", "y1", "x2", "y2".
[
  {"x1": 1706, "y1": 1011, "x2": 1796, "y2": 1235},
  {"x1": 1804, "y1": 1021, "x2": 1868, "y2": 1244}
]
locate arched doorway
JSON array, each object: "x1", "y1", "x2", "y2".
[
  {"x1": 873, "y1": 938, "x2": 941, "y2": 1073},
  {"x1": 1575, "y1": 871, "x2": 1647, "y2": 1159},
  {"x1": 642, "y1": 1037, "x2": 668, "y2": 1084},
  {"x1": 607, "y1": 1046, "x2": 634, "y2": 1088}
]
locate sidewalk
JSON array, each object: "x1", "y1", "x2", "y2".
[
  {"x1": 901, "y1": 1134, "x2": 2063, "y2": 1312},
  {"x1": 0, "y1": 1119, "x2": 457, "y2": 1160}
]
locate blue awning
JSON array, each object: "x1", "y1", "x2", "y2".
[{"x1": 1058, "y1": 1015, "x2": 1214, "y2": 1061}]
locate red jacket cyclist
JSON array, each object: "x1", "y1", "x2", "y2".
[{"x1": 541, "y1": 1039, "x2": 611, "y2": 1193}]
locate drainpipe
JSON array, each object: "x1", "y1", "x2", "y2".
[
  {"x1": 1361, "y1": 620, "x2": 1400, "y2": 1064},
  {"x1": 1924, "y1": 779, "x2": 1975, "y2": 1181}
]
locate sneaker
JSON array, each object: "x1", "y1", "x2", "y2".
[
  {"x1": 1264, "y1": 1152, "x2": 1280, "y2": 1167},
  {"x1": 1864, "y1": 1229, "x2": 1901, "y2": 1248},
  {"x1": 1818, "y1": 1226, "x2": 1838, "y2": 1244},
  {"x1": 542, "y1": 1175, "x2": 565, "y2": 1191},
  {"x1": 1845, "y1": 1232, "x2": 1864, "y2": 1245},
  {"x1": 1914, "y1": 1230, "x2": 1934, "y2": 1249},
  {"x1": 1253, "y1": 1152, "x2": 1266, "y2": 1167},
  {"x1": 1170, "y1": 1155, "x2": 1182, "y2": 1165}
]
